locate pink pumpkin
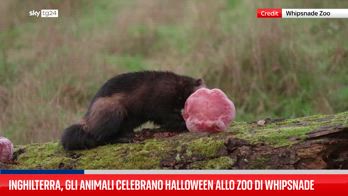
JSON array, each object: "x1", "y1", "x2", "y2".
[
  {"x1": 183, "y1": 88, "x2": 236, "y2": 132},
  {"x1": 0, "y1": 136, "x2": 13, "y2": 163}
]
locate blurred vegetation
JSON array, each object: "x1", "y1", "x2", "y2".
[{"x1": 0, "y1": 0, "x2": 347, "y2": 144}]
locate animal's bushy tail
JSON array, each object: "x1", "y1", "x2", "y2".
[{"x1": 61, "y1": 124, "x2": 97, "y2": 150}]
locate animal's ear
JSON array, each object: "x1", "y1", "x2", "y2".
[{"x1": 195, "y1": 78, "x2": 204, "y2": 86}]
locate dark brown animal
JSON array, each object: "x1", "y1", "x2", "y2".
[{"x1": 61, "y1": 71, "x2": 204, "y2": 150}]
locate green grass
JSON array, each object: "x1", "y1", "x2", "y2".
[
  {"x1": 10, "y1": 111, "x2": 348, "y2": 169},
  {"x1": 103, "y1": 54, "x2": 148, "y2": 71},
  {"x1": 0, "y1": 0, "x2": 347, "y2": 144}
]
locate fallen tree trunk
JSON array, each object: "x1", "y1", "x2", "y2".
[{"x1": 2, "y1": 112, "x2": 348, "y2": 169}]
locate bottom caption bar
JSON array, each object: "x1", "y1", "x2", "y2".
[{"x1": 0, "y1": 171, "x2": 347, "y2": 195}]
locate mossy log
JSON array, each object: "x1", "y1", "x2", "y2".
[{"x1": 2, "y1": 112, "x2": 348, "y2": 169}]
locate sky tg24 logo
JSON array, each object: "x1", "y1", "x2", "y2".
[{"x1": 29, "y1": 9, "x2": 59, "y2": 18}]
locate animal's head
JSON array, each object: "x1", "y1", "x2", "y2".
[
  {"x1": 193, "y1": 78, "x2": 206, "y2": 91},
  {"x1": 176, "y1": 76, "x2": 206, "y2": 107}
]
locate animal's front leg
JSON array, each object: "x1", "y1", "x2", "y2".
[{"x1": 159, "y1": 112, "x2": 188, "y2": 132}]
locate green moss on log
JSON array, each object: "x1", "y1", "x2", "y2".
[
  {"x1": 5, "y1": 111, "x2": 348, "y2": 169},
  {"x1": 231, "y1": 112, "x2": 348, "y2": 147}
]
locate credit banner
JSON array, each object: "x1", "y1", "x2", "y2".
[
  {"x1": 0, "y1": 172, "x2": 347, "y2": 195},
  {"x1": 257, "y1": 8, "x2": 348, "y2": 18}
]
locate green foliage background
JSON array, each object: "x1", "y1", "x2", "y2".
[{"x1": 0, "y1": 0, "x2": 347, "y2": 144}]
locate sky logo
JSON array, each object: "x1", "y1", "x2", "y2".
[{"x1": 29, "y1": 9, "x2": 59, "y2": 18}]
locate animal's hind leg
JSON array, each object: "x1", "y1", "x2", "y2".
[
  {"x1": 85, "y1": 96, "x2": 126, "y2": 146},
  {"x1": 110, "y1": 118, "x2": 143, "y2": 143},
  {"x1": 85, "y1": 109, "x2": 125, "y2": 145}
]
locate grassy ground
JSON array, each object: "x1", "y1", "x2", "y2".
[
  {"x1": 7, "y1": 111, "x2": 348, "y2": 169},
  {"x1": 0, "y1": 0, "x2": 348, "y2": 144}
]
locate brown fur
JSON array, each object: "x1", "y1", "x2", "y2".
[
  {"x1": 61, "y1": 71, "x2": 204, "y2": 150},
  {"x1": 84, "y1": 93, "x2": 126, "y2": 132}
]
